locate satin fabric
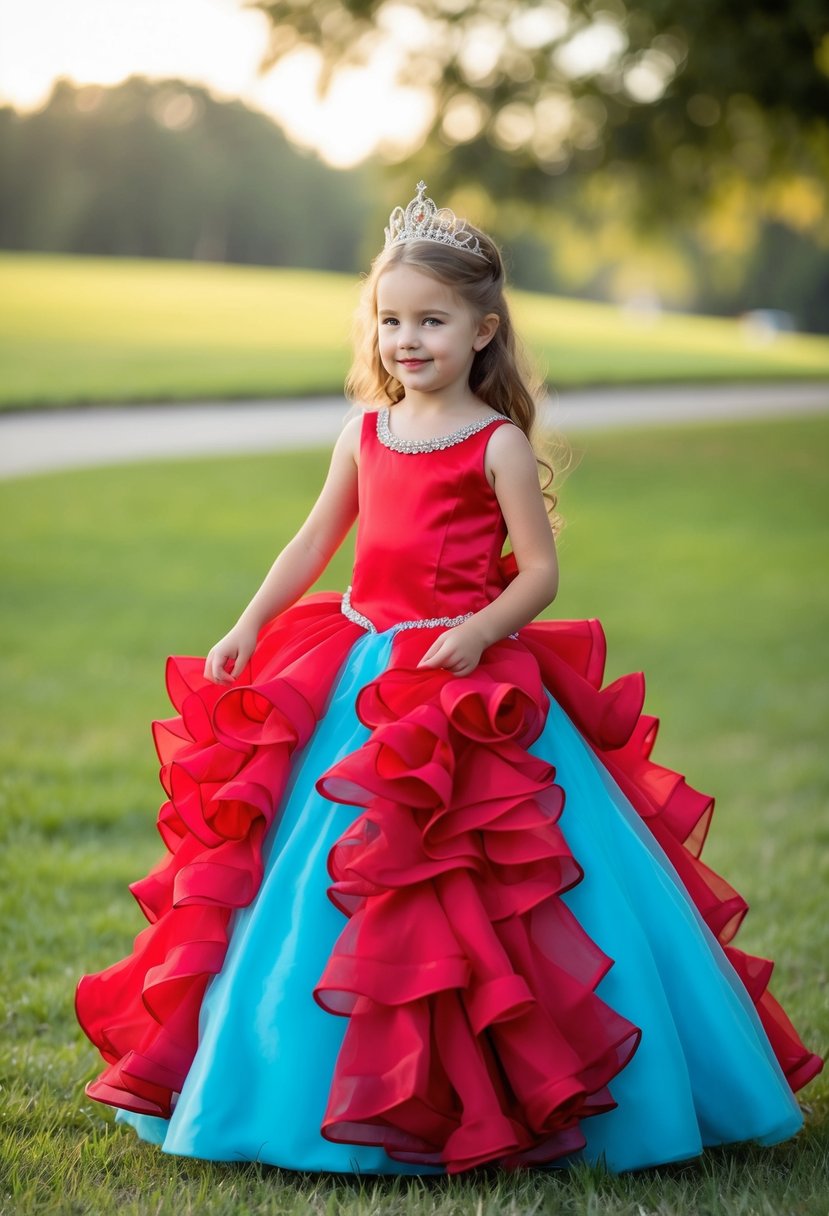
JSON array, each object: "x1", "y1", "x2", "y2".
[{"x1": 349, "y1": 413, "x2": 511, "y2": 629}]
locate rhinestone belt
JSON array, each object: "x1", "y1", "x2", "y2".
[{"x1": 341, "y1": 585, "x2": 473, "y2": 635}]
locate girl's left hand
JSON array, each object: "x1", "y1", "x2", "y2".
[{"x1": 416, "y1": 621, "x2": 487, "y2": 676}]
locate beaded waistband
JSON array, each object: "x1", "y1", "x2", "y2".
[{"x1": 341, "y1": 585, "x2": 473, "y2": 635}]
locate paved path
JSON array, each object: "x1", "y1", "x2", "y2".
[{"x1": 1, "y1": 382, "x2": 827, "y2": 478}]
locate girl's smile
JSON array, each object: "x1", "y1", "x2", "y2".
[{"x1": 375, "y1": 263, "x2": 498, "y2": 405}]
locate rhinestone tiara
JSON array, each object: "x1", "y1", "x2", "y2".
[{"x1": 383, "y1": 180, "x2": 488, "y2": 261}]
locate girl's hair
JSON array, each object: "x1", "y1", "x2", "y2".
[{"x1": 344, "y1": 226, "x2": 569, "y2": 534}]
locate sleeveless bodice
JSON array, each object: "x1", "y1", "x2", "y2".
[{"x1": 346, "y1": 407, "x2": 514, "y2": 633}]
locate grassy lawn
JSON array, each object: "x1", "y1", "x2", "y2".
[
  {"x1": 1, "y1": 252, "x2": 828, "y2": 410},
  {"x1": 1, "y1": 415, "x2": 827, "y2": 1214}
]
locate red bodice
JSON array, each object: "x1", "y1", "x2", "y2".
[{"x1": 348, "y1": 407, "x2": 514, "y2": 631}]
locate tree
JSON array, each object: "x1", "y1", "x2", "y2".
[
  {"x1": 252, "y1": 1, "x2": 829, "y2": 216},
  {"x1": 0, "y1": 77, "x2": 375, "y2": 271},
  {"x1": 251, "y1": 1, "x2": 829, "y2": 329}
]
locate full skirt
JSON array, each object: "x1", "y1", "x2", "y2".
[{"x1": 76, "y1": 597, "x2": 821, "y2": 1174}]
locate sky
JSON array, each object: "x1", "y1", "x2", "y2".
[{"x1": 0, "y1": 0, "x2": 434, "y2": 168}]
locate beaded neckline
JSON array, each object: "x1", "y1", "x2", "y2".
[{"x1": 376, "y1": 406, "x2": 504, "y2": 454}]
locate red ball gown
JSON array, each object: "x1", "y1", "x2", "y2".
[{"x1": 76, "y1": 406, "x2": 823, "y2": 1174}]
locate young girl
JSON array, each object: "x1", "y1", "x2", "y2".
[{"x1": 76, "y1": 181, "x2": 822, "y2": 1176}]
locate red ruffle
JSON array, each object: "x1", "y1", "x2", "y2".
[
  {"x1": 75, "y1": 594, "x2": 363, "y2": 1117},
  {"x1": 76, "y1": 598, "x2": 822, "y2": 1155},
  {"x1": 518, "y1": 618, "x2": 824, "y2": 1096},
  {"x1": 313, "y1": 630, "x2": 642, "y2": 1172}
]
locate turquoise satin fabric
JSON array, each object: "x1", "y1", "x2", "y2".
[{"x1": 118, "y1": 630, "x2": 803, "y2": 1172}]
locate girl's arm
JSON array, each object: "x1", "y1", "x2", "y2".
[
  {"x1": 204, "y1": 414, "x2": 361, "y2": 684},
  {"x1": 418, "y1": 423, "x2": 558, "y2": 675}
]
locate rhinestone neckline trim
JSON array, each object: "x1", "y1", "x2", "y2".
[
  {"x1": 376, "y1": 406, "x2": 504, "y2": 454},
  {"x1": 342, "y1": 586, "x2": 473, "y2": 634}
]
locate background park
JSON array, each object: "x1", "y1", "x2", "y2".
[{"x1": 1, "y1": 1, "x2": 827, "y2": 1214}]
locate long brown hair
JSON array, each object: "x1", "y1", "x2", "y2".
[{"x1": 345, "y1": 229, "x2": 568, "y2": 533}]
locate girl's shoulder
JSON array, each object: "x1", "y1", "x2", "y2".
[
  {"x1": 337, "y1": 403, "x2": 383, "y2": 463},
  {"x1": 482, "y1": 411, "x2": 527, "y2": 447},
  {"x1": 345, "y1": 402, "x2": 384, "y2": 425},
  {"x1": 483, "y1": 414, "x2": 536, "y2": 476},
  {"x1": 331, "y1": 408, "x2": 366, "y2": 463}
]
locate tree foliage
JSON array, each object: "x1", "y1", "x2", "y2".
[
  {"x1": 1, "y1": 71, "x2": 827, "y2": 329},
  {"x1": 252, "y1": 0, "x2": 829, "y2": 215},
  {"x1": 249, "y1": 0, "x2": 829, "y2": 328},
  {"x1": 0, "y1": 77, "x2": 373, "y2": 271}
]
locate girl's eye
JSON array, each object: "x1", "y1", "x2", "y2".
[{"x1": 379, "y1": 317, "x2": 444, "y2": 326}]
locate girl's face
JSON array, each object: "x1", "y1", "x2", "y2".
[{"x1": 375, "y1": 262, "x2": 498, "y2": 403}]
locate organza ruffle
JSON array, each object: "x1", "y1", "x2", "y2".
[
  {"x1": 77, "y1": 598, "x2": 822, "y2": 1150},
  {"x1": 517, "y1": 617, "x2": 823, "y2": 1094},
  {"x1": 312, "y1": 629, "x2": 641, "y2": 1172},
  {"x1": 306, "y1": 618, "x2": 820, "y2": 1171},
  {"x1": 75, "y1": 594, "x2": 363, "y2": 1117}
]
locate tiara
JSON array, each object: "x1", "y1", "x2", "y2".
[{"x1": 383, "y1": 180, "x2": 488, "y2": 261}]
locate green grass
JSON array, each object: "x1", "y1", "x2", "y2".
[
  {"x1": 1, "y1": 252, "x2": 828, "y2": 409},
  {"x1": 1, "y1": 415, "x2": 827, "y2": 1214}
]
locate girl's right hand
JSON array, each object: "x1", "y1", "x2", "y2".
[{"x1": 203, "y1": 622, "x2": 259, "y2": 685}]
